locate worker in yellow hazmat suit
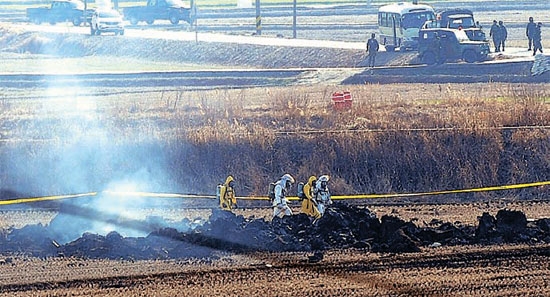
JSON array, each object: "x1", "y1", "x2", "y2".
[
  {"x1": 218, "y1": 175, "x2": 237, "y2": 211},
  {"x1": 301, "y1": 176, "x2": 321, "y2": 219}
]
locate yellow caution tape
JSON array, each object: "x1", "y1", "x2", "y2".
[
  {"x1": 330, "y1": 180, "x2": 550, "y2": 200},
  {"x1": 0, "y1": 181, "x2": 548, "y2": 206},
  {"x1": 0, "y1": 192, "x2": 97, "y2": 206},
  {"x1": 102, "y1": 191, "x2": 217, "y2": 199},
  {"x1": 238, "y1": 181, "x2": 550, "y2": 201}
]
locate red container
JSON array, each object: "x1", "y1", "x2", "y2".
[{"x1": 331, "y1": 91, "x2": 352, "y2": 111}]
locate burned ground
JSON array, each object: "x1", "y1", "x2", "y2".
[{"x1": 2, "y1": 203, "x2": 549, "y2": 261}]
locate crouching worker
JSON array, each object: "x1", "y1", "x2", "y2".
[
  {"x1": 217, "y1": 175, "x2": 237, "y2": 211},
  {"x1": 298, "y1": 176, "x2": 321, "y2": 219},
  {"x1": 272, "y1": 174, "x2": 294, "y2": 219},
  {"x1": 315, "y1": 175, "x2": 332, "y2": 216}
]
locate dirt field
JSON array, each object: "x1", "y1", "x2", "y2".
[
  {"x1": 1, "y1": 200, "x2": 550, "y2": 296},
  {"x1": 0, "y1": 244, "x2": 549, "y2": 296}
]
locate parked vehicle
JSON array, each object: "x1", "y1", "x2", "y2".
[
  {"x1": 377, "y1": 1, "x2": 435, "y2": 52},
  {"x1": 26, "y1": 0, "x2": 92, "y2": 26},
  {"x1": 123, "y1": 0, "x2": 191, "y2": 26},
  {"x1": 418, "y1": 27, "x2": 490, "y2": 65},
  {"x1": 90, "y1": 9, "x2": 125, "y2": 35},
  {"x1": 423, "y1": 8, "x2": 486, "y2": 41}
]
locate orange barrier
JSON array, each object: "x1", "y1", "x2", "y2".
[{"x1": 331, "y1": 91, "x2": 352, "y2": 111}]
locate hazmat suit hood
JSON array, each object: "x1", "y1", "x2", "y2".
[
  {"x1": 224, "y1": 175, "x2": 234, "y2": 186},
  {"x1": 307, "y1": 176, "x2": 317, "y2": 186},
  {"x1": 281, "y1": 174, "x2": 295, "y2": 185},
  {"x1": 316, "y1": 175, "x2": 330, "y2": 191}
]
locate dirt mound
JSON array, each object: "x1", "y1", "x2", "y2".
[
  {"x1": 1, "y1": 204, "x2": 549, "y2": 260},
  {"x1": 0, "y1": 25, "x2": 364, "y2": 68}
]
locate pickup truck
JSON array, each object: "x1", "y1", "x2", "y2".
[
  {"x1": 123, "y1": 0, "x2": 191, "y2": 25},
  {"x1": 26, "y1": 0, "x2": 92, "y2": 26}
]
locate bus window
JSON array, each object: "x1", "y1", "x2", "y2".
[{"x1": 402, "y1": 12, "x2": 434, "y2": 29}]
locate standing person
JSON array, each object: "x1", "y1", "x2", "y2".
[
  {"x1": 499, "y1": 21, "x2": 508, "y2": 52},
  {"x1": 217, "y1": 175, "x2": 237, "y2": 211},
  {"x1": 526, "y1": 17, "x2": 537, "y2": 51},
  {"x1": 314, "y1": 175, "x2": 332, "y2": 216},
  {"x1": 489, "y1": 20, "x2": 501, "y2": 52},
  {"x1": 366, "y1": 33, "x2": 379, "y2": 68},
  {"x1": 299, "y1": 176, "x2": 321, "y2": 219},
  {"x1": 272, "y1": 174, "x2": 294, "y2": 219},
  {"x1": 533, "y1": 22, "x2": 544, "y2": 55}
]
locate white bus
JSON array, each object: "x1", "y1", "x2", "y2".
[{"x1": 378, "y1": 2, "x2": 435, "y2": 51}]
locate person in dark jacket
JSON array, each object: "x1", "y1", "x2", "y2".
[
  {"x1": 526, "y1": 17, "x2": 537, "y2": 51},
  {"x1": 366, "y1": 33, "x2": 380, "y2": 68},
  {"x1": 489, "y1": 20, "x2": 501, "y2": 52},
  {"x1": 533, "y1": 22, "x2": 543, "y2": 56},
  {"x1": 498, "y1": 21, "x2": 507, "y2": 52}
]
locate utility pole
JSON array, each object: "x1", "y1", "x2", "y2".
[
  {"x1": 292, "y1": 0, "x2": 296, "y2": 38},
  {"x1": 255, "y1": 0, "x2": 261, "y2": 35},
  {"x1": 190, "y1": 0, "x2": 198, "y2": 42}
]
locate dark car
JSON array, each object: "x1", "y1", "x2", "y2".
[
  {"x1": 26, "y1": 0, "x2": 92, "y2": 26},
  {"x1": 418, "y1": 28, "x2": 490, "y2": 65},
  {"x1": 123, "y1": 0, "x2": 191, "y2": 26}
]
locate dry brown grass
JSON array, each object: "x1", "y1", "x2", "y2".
[{"x1": 1, "y1": 83, "x2": 549, "y2": 198}]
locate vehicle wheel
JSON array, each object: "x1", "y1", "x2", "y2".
[
  {"x1": 146, "y1": 19, "x2": 154, "y2": 25},
  {"x1": 49, "y1": 21, "x2": 56, "y2": 25},
  {"x1": 421, "y1": 51, "x2": 437, "y2": 65},
  {"x1": 385, "y1": 45, "x2": 395, "y2": 52},
  {"x1": 169, "y1": 14, "x2": 179, "y2": 25},
  {"x1": 463, "y1": 50, "x2": 477, "y2": 63},
  {"x1": 72, "y1": 17, "x2": 82, "y2": 26},
  {"x1": 32, "y1": 18, "x2": 42, "y2": 25},
  {"x1": 129, "y1": 16, "x2": 138, "y2": 26}
]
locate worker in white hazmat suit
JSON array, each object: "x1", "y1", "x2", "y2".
[
  {"x1": 315, "y1": 175, "x2": 332, "y2": 216},
  {"x1": 272, "y1": 174, "x2": 295, "y2": 219}
]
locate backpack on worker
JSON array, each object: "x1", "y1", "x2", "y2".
[
  {"x1": 216, "y1": 184, "x2": 223, "y2": 202},
  {"x1": 297, "y1": 182, "x2": 305, "y2": 200},
  {"x1": 267, "y1": 182, "x2": 276, "y2": 202}
]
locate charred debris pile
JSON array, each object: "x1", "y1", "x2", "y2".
[{"x1": 1, "y1": 203, "x2": 550, "y2": 260}]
